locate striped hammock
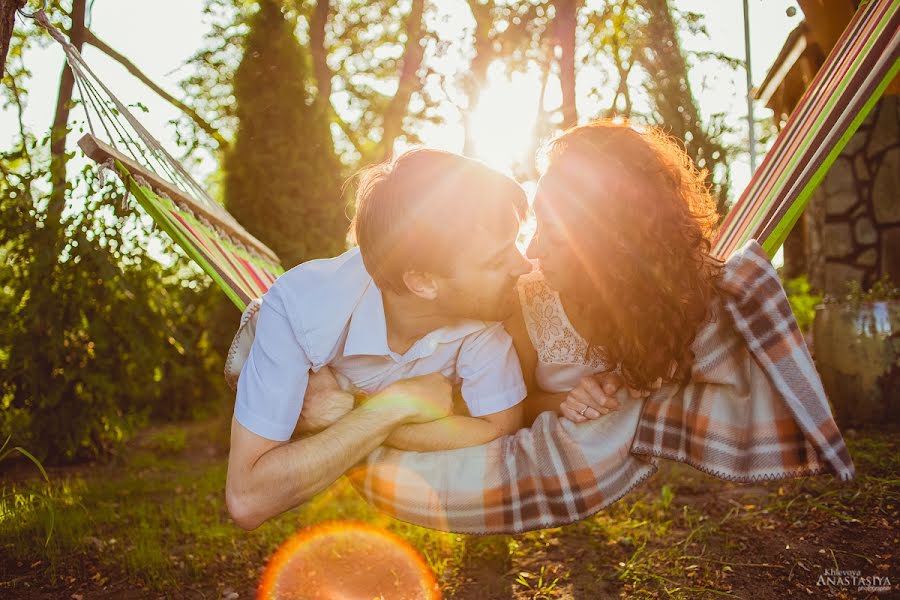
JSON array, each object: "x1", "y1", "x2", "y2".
[{"x1": 78, "y1": 137, "x2": 283, "y2": 310}]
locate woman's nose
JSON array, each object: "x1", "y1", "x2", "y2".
[{"x1": 511, "y1": 250, "x2": 532, "y2": 277}]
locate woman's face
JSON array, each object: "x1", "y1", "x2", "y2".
[{"x1": 526, "y1": 173, "x2": 580, "y2": 294}]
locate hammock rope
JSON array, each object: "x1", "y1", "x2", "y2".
[{"x1": 32, "y1": 10, "x2": 224, "y2": 219}]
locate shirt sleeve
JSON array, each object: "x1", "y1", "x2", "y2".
[
  {"x1": 456, "y1": 323, "x2": 528, "y2": 417},
  {"x1": 234, "y1": 288, "x2": 311, "y2": 441}
]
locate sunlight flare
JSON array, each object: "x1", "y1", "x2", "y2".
[
  {"x1": 467, "y1": 62, "x2": 543, "y2": 174},
  {"x1": 258, "y1": 521, "x2": 440, "y2": 599}
]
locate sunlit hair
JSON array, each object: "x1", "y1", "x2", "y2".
[
  {"x1": 539, "y1": 119, "x2": 723, "y2": 391},
  {"x1": 350, "y1": 148, "x2": 528, "y2": 294}
]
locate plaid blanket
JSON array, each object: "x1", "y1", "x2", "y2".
[{"x1": 345, "y1": 240, "x2": 855, "y2": 533}]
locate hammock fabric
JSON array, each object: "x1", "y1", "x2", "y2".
[
  {"x1": 33, "y1": 0, "x2": 887, "y2": 534},
  {"x1": 78, "y1": 137, "x2": 283, "y2": 309}
]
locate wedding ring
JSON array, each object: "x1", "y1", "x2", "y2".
[{"x1": 579, "y1": 406, "x2": 588, "y2": 417}]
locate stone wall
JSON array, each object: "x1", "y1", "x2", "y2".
[{"x1": 801, "y1": 95, "x2": 900, "y2": 296}]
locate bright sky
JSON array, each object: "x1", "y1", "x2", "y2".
[{"x1": 2, "y1": 0, "x2": 802, "y2": 204}]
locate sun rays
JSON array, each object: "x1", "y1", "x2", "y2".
[{"x1": 467, "y1": 62, "x2": 545, "y2": 175}]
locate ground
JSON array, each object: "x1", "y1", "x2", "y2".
[{"x1": 1, "y1": 415, "x2": 897, "y2": 599}]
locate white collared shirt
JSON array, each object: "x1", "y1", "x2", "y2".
[{"x1": 235, "y1": 247, "x2": 527, "y2": 441}]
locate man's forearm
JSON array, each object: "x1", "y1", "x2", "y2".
[
  {"x1": 229, "y1": 403, "x2": 407, "y2": 529},
  {"x1": 385, "y1": 416, "x2": 505, "y2": 451}
]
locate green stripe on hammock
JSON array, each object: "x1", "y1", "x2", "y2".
[
  {"x1": 740, "y1": 8, "x2": 881, "y2": 249},
  {"x1": 753, "y1": 6, "x2": 895, "y2": 253},
  {"x1": 763, "y1": 57, "x2": 900, "y2": 256},
  {"x1": 116, "y1": 161, "x2": 282, "y2": 310}
]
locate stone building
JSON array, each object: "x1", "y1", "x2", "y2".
[{"x1": 755, "y1": 0, "x2": 899, "y2": 296}]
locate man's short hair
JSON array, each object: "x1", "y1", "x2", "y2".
[{"x1": 350, "y1": 149, "x2": 528, "y2": 294}]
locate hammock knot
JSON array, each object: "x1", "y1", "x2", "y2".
[
  {"x1": 31, "y1": 10, "x2": 70, "y2": 48},
  {"x1": 98, "y1": 158, "x2": 116, "y2": 186}
]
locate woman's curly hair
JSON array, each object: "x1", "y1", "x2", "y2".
[{"x1": 540, "y1": 119, "x2": 723, "y2": 391}]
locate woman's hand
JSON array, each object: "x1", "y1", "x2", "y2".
[{"x1": 560, "y1": 373, "x2": 662, "y2": 423}]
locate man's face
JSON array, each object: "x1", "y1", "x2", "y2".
[{"x1": 432, "y1": 207, "x2": 532, "y2": 322}]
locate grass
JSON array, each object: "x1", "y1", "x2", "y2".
[{"x1": 1, "y1": 417, "x2": 897, "y2": 598}]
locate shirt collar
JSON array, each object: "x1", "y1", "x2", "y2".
[
  {"x1": 343, "y1": 281, "x2": 490, "y2": 359},
  {"x1": 343, "y1": 281, "x2": 391, "y2": 357}
]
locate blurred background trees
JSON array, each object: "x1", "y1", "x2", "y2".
[{"x1": 1, "y1": 0, "x2": 740, "y2": 462}]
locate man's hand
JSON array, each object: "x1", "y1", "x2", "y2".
[
  {"x1": 295, "y1": 366, "x2": 354, "y2": 434},
  {"x1": 560, "y1": 372, "x2": 662, "y2": 423},
  {"x1": 367, "y1": 372, "x2": 454, "y2": 423}
]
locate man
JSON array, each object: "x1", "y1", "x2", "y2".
[{"x1": 226, "y1": 149, "x2": 533, "y2": 530}]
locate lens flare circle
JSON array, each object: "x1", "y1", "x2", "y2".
[{"x1": 258, "y1": 520, "x2": 440, "y2": 600}]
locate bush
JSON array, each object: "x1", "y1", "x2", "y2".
[
  {"x1": 0, "y1": 147, "x2": 229, "y2": 463},
  {"x1": 783, "y1": 275, "x2": 822, "y2": 333}
]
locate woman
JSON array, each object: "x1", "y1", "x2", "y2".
[{"x1": 505, "y1": 119, "x2": 724, "y2": 426}]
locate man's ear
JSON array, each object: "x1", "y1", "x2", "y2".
[{"x1": 402, "y1": 270, "x2": 439, "y2": 301}]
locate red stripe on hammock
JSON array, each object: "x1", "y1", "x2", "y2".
[{"x1": 167, "y1": 208, "x2": 257, "y2": 298}]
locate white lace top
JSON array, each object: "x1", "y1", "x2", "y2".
[{"x1": 517, "y1": 270, "x2": 613, "y2": 393}]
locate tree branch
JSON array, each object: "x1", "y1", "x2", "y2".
[
  {"x1": 378, "y1": 0, "x2": 426, "y2": 161},
  {"x1": 553, "y1": 0, "x2": 578, "y2": 128},
  {"x1": 332, "y1": 107, "x2": 365, "y2": 156},
  {"x1": 309, "y1": 0, "x2": 332, "y2": 108},
  {"x1": 0, "y1": 0, "x2": 24, "y2": 79},
  {"x1": 82, "y1": 27, "x2": 228, "y2": 149}
]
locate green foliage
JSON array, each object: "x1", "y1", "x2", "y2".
[
  {"x1": 0, "y1": 23, "x2": 229, "y2": 463},
  {"x1": 0, "y1": 435, "x2": 54, "y2": 546},
  {"x1": 515, "y1": 564, "x2": 561, "y2": 599},
  {"x1": 783, "y1": 275, "x2": 823, "y2": 333},
  {"x1": 224, "y1": 0, "x2": 346, "y2": 269},
  {"x1": 0, "y1": 158, "x2": 228, "y2": 462}
]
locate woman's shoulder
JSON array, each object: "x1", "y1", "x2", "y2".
[{"x1": 516, "y1": 270, "x2": 606, "y2": 369}]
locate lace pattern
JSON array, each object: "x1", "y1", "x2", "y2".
[{"x1": 517, "y1": 271, "x2": 607, "y2": 368}]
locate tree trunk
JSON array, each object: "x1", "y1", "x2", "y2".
[
  {"x1": 462, "y1": 0, "x2": 494, "y2": 156},
  {"x1": 554, "y1": 0, "x2": 578, "y2": 129},
  {"x1": 45, "y1": 0, "x2": 87, "y2": 262},
  {"x1": 309, "y1": 0, "x2": 331, "y2": 109},
  {"x1": 379, "y1": 0, "x2": 426, "y2": 161},
  {"x1": 0, "y1": 0, "x2": 23, "y2": 79}
]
